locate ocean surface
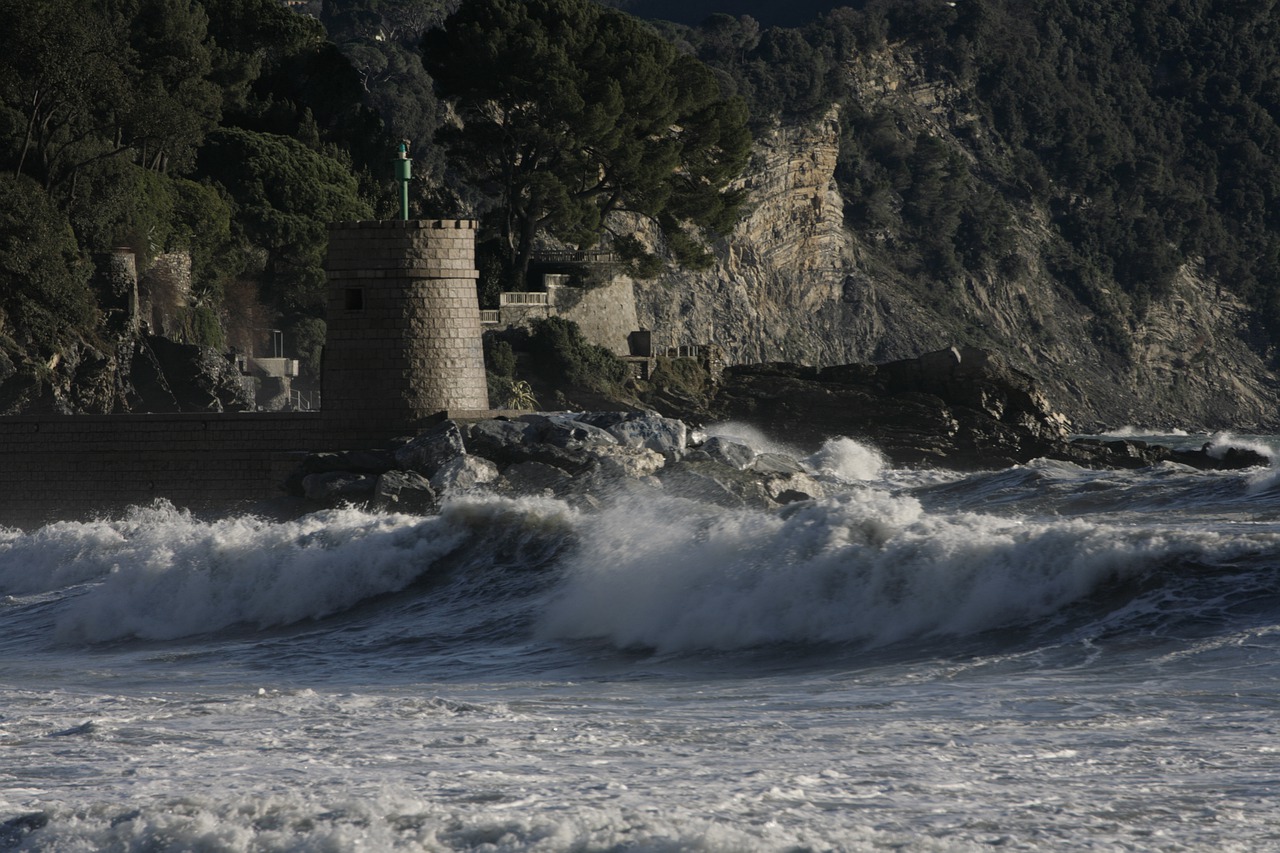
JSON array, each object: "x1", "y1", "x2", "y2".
[{"x1": 4, "y1": 425, "x2": 1280, "y2": 851}]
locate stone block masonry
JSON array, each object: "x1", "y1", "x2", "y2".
[
  {"x1": 324, "y1": 219, "x2": 491, "y2": 444},
  {"x1": 0, "y1": 413, "x2": 326, "y2": 528}
]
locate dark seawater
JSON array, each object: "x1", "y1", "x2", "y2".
[{"x1": 3, "y1": 429, "x2": 1280, "y2": 851}]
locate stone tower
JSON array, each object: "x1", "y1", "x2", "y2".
[{"x1": 323, "y1": 219, "x2": 490, "y2": 443}]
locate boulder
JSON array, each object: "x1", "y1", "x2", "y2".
[
  {"x1": 499, "y1": 461, "x2": 576, "y2": 497},
  {"x1": 395, "y1": 420, "x2": 466, "y2": 475},
  {"x1": 298, "y1": 449, "x2": 397, "y2": 476},
  {"x1": 760, "y1": 470, "x2": 827, "y2": 503},
  {"x1": 373, "y1": 470, "x2": 438, "y2": 514},
  {"x1": 466, "y1": 418, "x2": 537, "y2": 464},
  {"x1": 701, "y1": 436, "x2": 755, "y2": 470},
  {"x1": 712, "y1": 354, "x2": 1074, "y2": 470},
  {"x1": 750, "y1": 452, "x2": 805, "y2": 476},
  {"x1": 521, "y1": 414, "x2": 619, "y2": 450},
  {"x1": 591, "y1": 444, "x2": 666, "y2": 480},
  {"x1": 301, "y1": 472, "x2": 377, "y2": 502},
  {"x1": 430, "y1": 454, "x2": 500, "y2": 494},
  {"x1": 465, "y1": 417, "x2": 597, "y2": 473},
  {"x1": 578, "y1": 411, "x2": 688, "y2": 459},
  {"x1": 1063, "y1": 438, "x2": 1271, "y2": 471},
  {"x1": 657, "y1": 459, "x2": 774, "y2": 509}
]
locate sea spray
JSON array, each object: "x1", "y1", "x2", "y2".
[
  {"x1": 49, "y1": 507, "x2": 467, "y2": 643},
  {"x1": 7, "y1": 444, "x2": 1280, "y2": 851},
  {"x1": 1099, "y1": 426, "x2": 1192, "y2": 439},
  {"x1": 804, "y1": 437, "x2": 887, "y2": 483},
  {"x1": 0, "y1": 502, "x2": 209, "y2": 597},
  {"x1": 538, "y1": 490, "x2": 1280, "y2": 653},
  {"x1": 1203, "y1": 431, "x2": 1278, "y2": 462},
  {"x1": 701, "y1": 421, "x2": 807, "y2": 458},
  {"x1": 29, "y1": 495, "x2": 581, "y2": 645}
]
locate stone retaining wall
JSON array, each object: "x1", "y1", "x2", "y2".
[{"x1": 0, "y1": 414, "x2": 326, "y2": 528}]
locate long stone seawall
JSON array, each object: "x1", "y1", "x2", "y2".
[{"x1": 0, "y1": 413, "x2": 329, "y2": 528}]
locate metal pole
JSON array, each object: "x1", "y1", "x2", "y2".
[{"x1": 395, "y1": 141, "x2": 413, "y2": 221}]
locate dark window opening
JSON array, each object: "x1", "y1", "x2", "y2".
[{"x1": 345, "y1": 288, "x2": 364, "y2": 310}]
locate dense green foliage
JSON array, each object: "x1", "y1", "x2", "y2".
[
  {"x1": 526, "y1": 316, "x2": 632, "y2": 394},
  {"x1": 197, "y1": 127, "x2": 370, "y2": 368},
  {"x1": 0, "y1": 174, "x2": 96, "y2": 358},
  {"x1": 0, "y1": 0, "x2": 399, "y2": 383},
  {"x1": 676, "y1": 0, "x2": 1280, "y2": 348},
  {"x1": 321, "y1": 0, "x2": 459, "y2": 197},
  {"x1": 423, "y1": 0, "x2": 752, "y2": 286},
  {"x1": 5, "y1": 0, "x2": 1280, "y2": 398}
]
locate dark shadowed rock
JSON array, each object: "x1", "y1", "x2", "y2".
[
  {"x1": 302, "y1": 472, "x2": 378, "y2": 502},
  {"x1": 466, "y1": 418, "x2": 537, "y2": 463},
  {"x1": 710, "y1": 348, "x2": 1094, "y2": 470},
  {"x1": 464, "y1": 417, "x2": 598, "y2": 473},
  {"x1": 1062, "y1": 438, "x2": 1270, "y2": 471},
  {"x1": 500, "y1": 461, "x2": 576, "y2": 497},
  {"x1": 125, "y1": 336, "x2": 251, "y2": 413},
  {"x1": 374, "y1": 470, "x2": 438, "y2": 513},
  {"x1": 702, "y1": 436, "x2": 755, "y2": 470},
  {"x1": 521, "y1": 414, "x2": 618, "y2": 450},
  {"x1": 283, "y1": 449, "x2": 397, "y2": 496},
  {"x1": 395, "y1": 420, "x2": 466, "y2": 475},
  {"x1": 299, "y1": 449, "x2": 397, "y2": 476},
  {"x1": 577, "y1": 411, "x2": 689, "y2": 458}
]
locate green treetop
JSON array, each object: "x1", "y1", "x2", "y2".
[{"x1": 422, "y1": 0, "x2": 751, "y2": 287}]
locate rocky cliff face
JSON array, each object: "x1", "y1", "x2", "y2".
[
  {"x1": 632, "y1": 48, "x2": 1280, "y2": 432},
  {"x1": 0, "y1": 250, "x2": 252, "y2": 416}
]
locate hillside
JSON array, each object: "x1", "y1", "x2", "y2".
[
  {"x1": 624, "y1": 0, "x2": 1280, "y2": 429},
  {"x1": 3, "y1": 0, "x2": 1280, "y2": 430},
  {"x1": 600, "y1": 0, "x2": 850, "y2": 27}
]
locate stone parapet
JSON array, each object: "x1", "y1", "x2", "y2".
[{"x1": 0, "y1": 413, "x2": 326, "y2": 527}]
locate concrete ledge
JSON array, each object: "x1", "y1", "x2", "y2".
[{"x1": 328, "y1": 219, "x2": 478, "y2": 231}]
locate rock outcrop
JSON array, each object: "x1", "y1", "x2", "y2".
[
  {"x1": 627, "y1": 47, "x2": 1280, "y2": 432},
  {"x1": 286, "y1": 350, "x2": 1269, "y2": 515},
  {"x1": 0, "y1": 335, "x2": 252, "y2": 416},
  {"x1": 705, "y1": 348, "x2": 1268, "y2": 472}
]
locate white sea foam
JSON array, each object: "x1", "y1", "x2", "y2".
[
  {"x1": 38, "y1": 496, "x2": 580, "y2": 645},
  {"x1": 1100, "y1": 426, "x2": 1191, "y2": 438},
  {"x1": 0, "y1": 503, "x2": 198, "y2": 597},
  {"x1": 1203, "y1": 431, "x2": 1277, "y2": 462},
  {"x1": 47, "y1": 506, "x2": 469, "y2": 643},
  {"x1": 701, "y1": 420, "x2": 806, "y2": 457},
  {"x1": 804, "y1": 437, "x2": 887, "y2": 482},
  {"x1": 7, "y1": 460, "x2": 1280, "y2": 852},
  {"x1": 539, "y1": 491, "x2": 1274, "y2": 652}
]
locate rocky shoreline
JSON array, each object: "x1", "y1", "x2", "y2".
[
  {"x1": 286, "y1": 347, "x2": 1269, "y2": 514},
  {"x1": 694, "y1": 346, "x2": 1271, "y2": 472}
]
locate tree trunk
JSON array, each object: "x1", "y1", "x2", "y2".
[{"x1": 512, "y1": 214, "x2": 537, "y2": 291}]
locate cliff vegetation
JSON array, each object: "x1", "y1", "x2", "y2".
[{"x1": 2, "y1": 0, "x2": 1280, "y2": 429}]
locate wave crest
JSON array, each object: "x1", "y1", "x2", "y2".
[{"x1": 538, "y1": 491, "x2": 1271, "y2": 653}]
